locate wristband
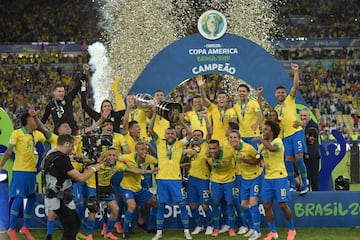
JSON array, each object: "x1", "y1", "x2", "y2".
[
  {"x1": 90, "y1": 166, "x2": 97, "y2": 172},
  {"x1": 81, "y1": 86, "x2": 86, "y2": 92}
]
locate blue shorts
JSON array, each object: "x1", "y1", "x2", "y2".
[
  {"x1": 232, "y1": 175, "x2": 242, "y2": 199},
  {"x1": 261, "y1": 177, "x2": 290, "y2": 202},
  {"x1": 121, "y1": 188, "x2": 153, "y2": 206},
  {"x1": 72, "y1": 182, "x2": 87, "y2": 202},
  {"x1": 211, "y1": 181, "x2": 235, "y2": 203},
  {"x1": 283, "y1": 130, "x2": 307, "y2": 157},
  {"x1": 87, "y1": 187, "x2": 116, "y2": 201},
  {"x1": 186, "y1": 176, "x2": 210, "y2": 204},
  {"x1": 240, "y1": 172, "x2": 263, "y2": 201},
  {"x1": 156, "y1": 179, "x2": 183, "y2": 203},
  {"x1": 10, "y1": 171, "x2": 36, "y2": 198},
  {"x1": 242, "y1": 137, "x2": 259, "y2": 151}
]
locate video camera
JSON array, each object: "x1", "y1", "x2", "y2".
[{"x1": 82, "y1": 128, "x2": 112, "y2": 163}]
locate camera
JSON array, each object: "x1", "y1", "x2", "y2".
[{"x1": 82, "y1": 128, "x2": 112, "y2": 163}]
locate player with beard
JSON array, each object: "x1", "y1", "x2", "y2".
[{"x1": 149, "y1": 112, "x2": 193, "y2": 240}]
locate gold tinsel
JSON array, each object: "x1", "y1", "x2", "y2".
[{"x1": 98, "y1": 0, "x2": 282, "y2": 99}]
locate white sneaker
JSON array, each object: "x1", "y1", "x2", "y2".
[
  {"x1": 184, "y1": 230, "x2": 193, "y2": 240},
  {"x1": 248, "y1": 231, "x2": 261, "y2": 240},
  {"x1": 300, "y1": 187, "x2": 309, "y2": 195},
  {"x1": 152, "y1": 231, "x2": 163, "y2": 240},
  {"x1": 219, "y1": 225, "x2": 230, "y2": 233},
  {"x1": 191, "y1": 226, "x2": 203, "y2": 235},
  {"x1": 237, "y1": 226, "x2": 248, "y2": 234},
  {"x1": 205, "y1": 226, "x2": 214, "y2": 235},
  {"x1": 244, "y1": 229, "x2": 255, "y2": 237}
]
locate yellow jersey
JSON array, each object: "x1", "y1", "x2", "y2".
[
  {"x1": 259, "y1": 138, "x2": 287, "y2": 179},
  {"x1": 207, "y1": 148, "x2": 236, "y2": 184},
  {"x1": 274, "y1": 95, "x2": 302, "y2": 137},
  {"x1": 155, "y1": 138, "x2": 187, "y2": 180},
  {"x1": 9, "y1": 128, "x2": 46, "y2": 172},
  {"x1": 129, "y1": 108, "x2": 148, "y2": 139},
  {"x1": 109, "y1": 132, "x2": 128, "y2": 155},
  {"x1": 86, "y1": 161, "x2": 127, "y2": 188},
  {"x1": 187, "y1": 141, "x2": 210, "y2": 180},
  {"x1": 234, "y1": 99, "x2": 262, "y2": 137},
  {"x1": 120, "y1": 153, "x2": 157, "y2": 192},
  {"x1": 234, "y1": 141, "x2": 262, "y2": 180},
  {"x1": 122, "y1": 132, "x2": 141, "y2": 153},
  {"x1": 184, "y1": 110, "x2": 209, "y2": 136},
  {"x1": 207, "y1": 103, "x2": 237, "y2": 140},
  {"x1": 152, "y1": 115, "x2": 170, "y2": 140}
]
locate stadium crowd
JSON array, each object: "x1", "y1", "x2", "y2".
[
  {"x1": 0, "y1": 1, "x2": 359, "y2": 42},
  {"x1": 276, "y1": 0, "x2": 360, "y2": 38}
]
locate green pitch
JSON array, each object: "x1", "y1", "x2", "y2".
[{"x1": 2, "y1": 227, "x2": 360, "y2": 240}]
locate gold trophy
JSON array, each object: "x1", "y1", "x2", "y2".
[
  {"x1": 156, "y1": 100, "x2": 183, "y2": 123},
  {"x1": 135, "y1": 93, "x2": 182, "y2": 123}
]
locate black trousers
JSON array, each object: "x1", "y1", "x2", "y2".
[
  {"x1": 55, "y1": 200, "x2": 81, "y2": 240},
  {"x1": 304, "y1": 157, "x2": 320, "y2": 191}
]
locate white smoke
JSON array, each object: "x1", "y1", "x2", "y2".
[{"x1": 87, "y1": 42, "x2": 114, "y2": 112}]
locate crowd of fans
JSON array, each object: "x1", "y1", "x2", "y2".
[
  {"x1": 0, "y1": 51, "x2": 90, "y2": 129},
  {"x1": 0, "y1": 49, "x2": 359, "y2": 140},
  {"x1": 0, "y1": 0, "x2": 359, "y2": 43},
  {"x1": 0, "y1": 0, "x2": 100, "y2": 43},
  {"x1": 276, "y1": 0, "x2": 360, "y2": 39}
]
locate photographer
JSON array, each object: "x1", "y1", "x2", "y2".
[
  {"x1": 43, "y1": 134, "x2": 100, "y2": 240},
  {"x1": 29, "y1": 104, "x2": 108, "y2": 240},
  {"x1": 85, "y1": 147, "x2": 157, "y2": 240}
]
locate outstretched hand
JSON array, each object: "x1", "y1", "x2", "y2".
[
  {"x1": 196, "y1": 75, "x2": 205, "y2": 87},
  {"x1": 28, "y1": 104, "x2": 40, "y2": 117}
]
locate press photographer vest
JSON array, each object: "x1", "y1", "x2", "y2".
[{"x1": 42, "y1": 150, "x2": 73, "y2": 204}]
